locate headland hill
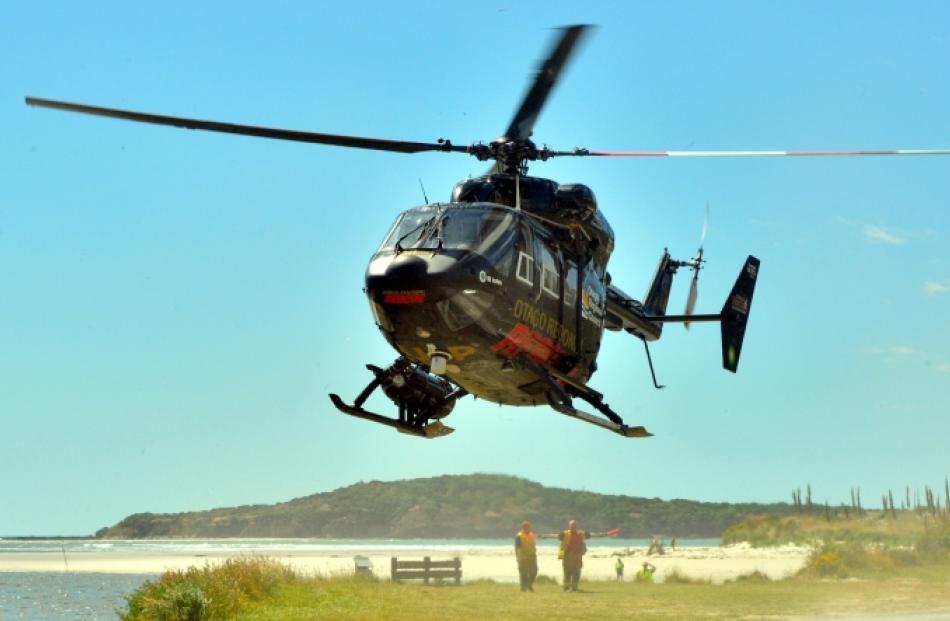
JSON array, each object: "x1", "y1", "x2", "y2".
[{"x1": 92, "y1": 473, "x2": 793, "y2": 539}]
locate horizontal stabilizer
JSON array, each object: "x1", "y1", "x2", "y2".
[{"x1": 720, "y1": 256, "x2": 760, "y2": 372}]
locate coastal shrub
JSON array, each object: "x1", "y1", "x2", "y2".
[
  {"x1": 915, "y1": 521, "x2": 950, "y2": 561},
  {"x1": 722, "y1": 515, "x2": 801, "y2": 547},
  {"x1": 798, "y1": 533, "x2": 950, "y2": 581},
  {"x1": 888, "y1": 547, "x2": 920, "y2": 567},
  {"x1": 168, "y1": 581, "x2": 208, "y2": 621},
  {"x1": 534, "y1": 574, "x2": 558, "y2": 585},
  {"x1": 661, "y1": 569, "x2": 709, "y2": 585},
  {"x1": 732, "y1": 570, "x2": 771, "y2": 582},
  {"x1": 721, "y1": 512, "x2": 936, "y2": 549},
  {"x1": 122, "y1": 557, "x2": 298, "y2": 621},
  {"x1": 804, "y1": 546, "x2": 849, "y2": 578},
  {"x1": 799, "y1": 542, "x2": 899, "y2": 578}
]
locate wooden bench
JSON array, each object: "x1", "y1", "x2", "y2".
[{"x1": 391, "y1": 556, "x2": 462, "y2": 585}]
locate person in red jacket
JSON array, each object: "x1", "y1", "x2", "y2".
[{"x1": 557, "y1": 520, "x2": 588, "y2": 591}]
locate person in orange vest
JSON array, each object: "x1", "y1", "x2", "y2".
[
  {"x1": 557, "y1": 519, "x2": 588, "y2": 591},
  {"x1": 514, "y1": 520, "x2": 538, "y2": 592}
]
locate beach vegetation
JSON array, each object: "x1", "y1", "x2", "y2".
[
  {"x1": 465, "y1": 578, "x2": 498, "y2": 586},
  {"x1": 121, "y1": 556, "x2": 296, "y2": 621},
  {"x1": 916, "y1": 519, "x2": 950, "y2": 562},
  {"x1": 661, "y1": 569, "x2": 710, "y2": 585},
  {"x1": 722, "y1": 510, "x2": 945, "y2": 548},
  {"x1": 730, "y1": 570, "x2": 771, "y2": 582},
  {"x1": 793, "y1": 518, "x2": 950, "y2": 579},
  {"x1": 165, "y1": 582, "x2": 208, "y2": 621},
  {"x1": 119, "y1": 556, "x2": 950, "y2": 621}
]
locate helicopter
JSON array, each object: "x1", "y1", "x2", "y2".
[{"x1": 25, "y1": 25, "x2": 950, "y2": 440}]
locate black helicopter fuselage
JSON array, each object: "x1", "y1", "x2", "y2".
[
  {"x1": 365, "y1": 173, "x2": 616, "y2": 405},
  {"x1": 25, "y1": 25, "x2": 767, "y2": 438}
]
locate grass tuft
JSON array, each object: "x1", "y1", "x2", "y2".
[{"x1": 661, "y1": 569, "x2": 710, "y2": 585}]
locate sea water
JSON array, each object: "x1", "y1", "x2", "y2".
[
  {"x1": 0, "y1": 537, "x2": 719, "y2": 619},
  {"x1": 0, "y1": 572, "x2": 156, "y2": 621},
  {"x1": 0, "y1": 536, "x2": 718, "y2": 555}
]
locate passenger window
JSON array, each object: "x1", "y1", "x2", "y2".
[
  {"x1": 540, "y1": 246, "x2": 559, "y2": 299},
  {"x1": 581, "y1": 264, "x2": 607, "y2": 326},
  {"x1": 516, "y1": 251, "x2": 534, "y2": 286},
  {"x1": 564, "y1": 261, "x2": 578, "y2": 307}
]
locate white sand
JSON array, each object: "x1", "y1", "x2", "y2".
[{"x1": 0, "y1": 542, "x2": 810, "y2": 584}]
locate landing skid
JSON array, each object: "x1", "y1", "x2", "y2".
[
  {"x1": 524, "y1": 358, "x2": 653, "y2": 438},
  {"x1": 329, "y1": 358, "x2": 462, "y2": 439},
  {"x1": 549, "y1": 401, "x2": 652, "y2": 438},
  {"x1": 329, "y1": 394, "x2": 454, "y2": 438}
]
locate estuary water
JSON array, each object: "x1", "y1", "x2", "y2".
[
  {"x1": 0, "y1": 536, "x2": 717, "y2": 555},
  {"x1": 0, "y1": 572, "x2": 156, "y2": 621}
]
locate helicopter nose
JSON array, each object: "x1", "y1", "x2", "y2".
[
  {"x1": 366, "y1": 254, "x2": 428, "y2": 295},
  {"x1": 382, "y1": 255, "x2": 427, "y2": 289},
  {"x1": 366, "y1": 252, "x2": 468, "y2": 308}
]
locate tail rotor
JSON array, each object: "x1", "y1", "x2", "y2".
[{"x1": 684, "y1": 204, "x2": 709, "y2": 329}]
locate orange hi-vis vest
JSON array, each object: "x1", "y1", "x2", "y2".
[
  {"x1": 558, "y1": 529, "x2": 586, "y2": 559},
  {"x1": 516, "y1": 530, "x2": 537, "y2": 560}
]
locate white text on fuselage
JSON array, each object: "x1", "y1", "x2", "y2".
[{"x1": 479, "y1": 270, "x2": 503, "y2": 286}]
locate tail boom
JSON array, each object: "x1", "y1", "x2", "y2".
[{"x1": 612, "y1": 255, "x2": 760, "y2": 372}]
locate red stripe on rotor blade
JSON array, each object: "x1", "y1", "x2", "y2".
[{"x1": 585, "y1": 149, "x2": 950, "y2": 157}]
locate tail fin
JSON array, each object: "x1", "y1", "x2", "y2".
[{"x1": 720, "y1": 256, "x2": 760, "y2": 372}]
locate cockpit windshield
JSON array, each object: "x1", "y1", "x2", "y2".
[
  {"x1": 376, "y1": 204, "x2": 518, "y2": 276},
  {"x1": 376, "y1": 205, "x2": 433, "y2": 251},
  {"x1": 378, "y1": 204, "x2": 516, "y2": 253}
]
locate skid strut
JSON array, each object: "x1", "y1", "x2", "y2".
[
  {"x1": 520, "y1": 356, "x2": 652, "y2": 438},
  {"x1": 329, "y1": 358, "x2": 464, "y2": 438}
]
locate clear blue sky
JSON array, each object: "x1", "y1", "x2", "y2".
[{"x1": 2, "y1": 1, "x2": 949, "y2": 536}]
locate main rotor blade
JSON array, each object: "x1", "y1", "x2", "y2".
[
  {"x1": 571, "y1": 148, "x2": 950, "y2": 157},
  {"x1": 25, "y1": 97, "x2": 470, "y2": 155},
  {"x1": 502, "y1": 25, "x2": 591, "y2": 142}
]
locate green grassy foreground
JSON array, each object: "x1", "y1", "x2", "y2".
[
  {"x1": 120, "y1": 517, "x2": 950, "y2": 620},
  {"x1": 122, "y1": 562, "x2": 950, "y2": 621}
]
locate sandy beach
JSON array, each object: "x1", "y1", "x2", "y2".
[{"x1": 0, "y1": 541, "x2": 810, "y2": 584}]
